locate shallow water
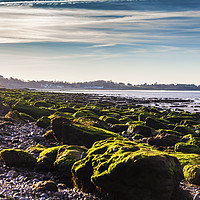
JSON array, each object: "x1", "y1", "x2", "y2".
[{"x1": 43, "y1": 89, "x2": 200, "y2": 99}]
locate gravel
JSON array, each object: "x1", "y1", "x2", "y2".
[{"x1": 0, "y1": 121, "x2": 199, "y2": 200}]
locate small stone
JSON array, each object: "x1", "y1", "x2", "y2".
[
  {"x1": 33, "y1": 180, "x2": 58, "y2": 192},
  {"x1": 8, "y1": 170, "x2": 18, "y2": 178}
]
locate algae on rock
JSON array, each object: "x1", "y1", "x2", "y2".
[{"x1": 72, "y1": 137, "x2": 183, "y2": 200}]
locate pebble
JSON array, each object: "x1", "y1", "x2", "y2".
[
  {"x1": 0, "y1": 119, "x2": 199, "y2": 200},
  {"x1": 0, "y1": 122, "x2": 103, "y2": 200}
]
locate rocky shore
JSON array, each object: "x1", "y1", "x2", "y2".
[{"x1": 0, "y1": 89, "x2": 200, "y2": 200}]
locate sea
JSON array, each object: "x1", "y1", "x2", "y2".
[{"x1": 40, "y1": 89, "x2": 200, "y2": 112}]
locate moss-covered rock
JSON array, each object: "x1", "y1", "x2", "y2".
[
  {"x1": 13, "y1": 102, "x2": 50, "y2": 119},
  {"x1": 169, "y1": 152, "x2": 200, "y2": 167},
  {"x1": 174, "y1": 142, "x2": 200, "y2": 154},
  {"x1": 72, "y1": 137, "x2": 183, "y2": 200},
  {"x1": 183, "y1": 165, "x2": 200, "y2": 185},
  {"x1": 36, "y1": 116, "x2": 51, "y2": 128},
  {"x1": 110, "y1": 124, "x2": 128, "y2": 133},
  {"x1": 186, "y1": 134, "x2": 200, "y2": 147},
  {"x1": 73, "y1": 117, "x2": 110, "y2": 130},
  {"x1": 49, "y1": 112, "x2": 74, "y2": 120},
  {"x1": 34, "y1": 101, "x2": 54, "y2": 108},
  {"x1": 36, "y1": 145, "x2": 87, "y2": 177},
  {"x1": 19, "y1": 112, "x2": 36, "y2": 122},
  {"x1": 165, "y1": 116, "x2": 194, "y2": 124},
  {"x1": 26, "y1": 144, "x2": 47, "y2": 155},
  {"x1": 43, "y1": 130, "x2": 57, "y2": 142},
  {"x1": 174, "y1": 125, "x2": 197, "y2": 136},
  {"x1": 148, "y1": 134, "x2": 181, "y2": 147},
  {"x1": 181, "y1": 120, "x2": 199, "y2": 126},
  {"x1": 0, "y1": 149, "x2": 36, "y2": 168},
  {"x1": 158, "y1": 129, "x2": 184, "y2": 136},
  {"x1": 54, "y1": 145, "x2": 87, "y2": 177},
  {"x1": 127, "y1": 122, "x2": 153, "y2": 137},
  {"x1": 37, "y1": 146, "x2": 62, "y2": 170},
  {"x1": 99, "y1": 115, "x2": 121, "y2": 125},
  {"x1": 57, "y1": 107, "x2": 77, "y2": 113},
  {"x1": 119, "y1": 117, "x2": 133, "y2": 124},
  {"x1": 73, "y1": 110, "x2": 99, "y2": 118},
  {"x1": 5, "y1": 110, "x2": 25, "y2": 123},
  {"x1": 146, "y1": 117, "x2": 168, "y2": 130},
  {"x1": 132, "y1": 134, "x2": 144, "y2": 140},
  {"x1": 51, "y1": 117, "x2": 119, "y2": 148}
]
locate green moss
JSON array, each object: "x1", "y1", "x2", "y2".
[
  {"x1": 19, "y1": 112, "x2": 36, "y2": 122},
  {"x1": 184, "y1": 134, "x2": 200, "y2": 147},
  {"x1": 145, "y1": 117, "x2": 168, "y2": 130},
  {"x1": 54, "y1": 145, "x2": 87, "y2": 172},
  {"x1": 174, "y1": 125, "x2": 197, "y2": 136},
  {"x1": 36, "y1": 116, "x2": 51, "y2": 128},
  {"x1": 99, "y1": 111, "x2": 121, "y2": 119},
  {"x1": 13, "y1": 102, "x2": 50, "y2": 119},
  {"x1": 36, "y1": 145, "x2": 87, "y2": 173},
  {"x1": 5, "y1": 110, "x2": 25, "y2": 123},
  {"x1": 34, "y1": 101, "x2": 54, "y2": 108},
  {"x1": 72, "y1": 137, "x2": 180, "y2": 199},
  {"x1": 0, "y1": 149, "x2": 36, "y2": 167},
  {"x1": 174, "y1": 142, "x2": 200, "y2": 154},
  {"x1": 137, "y1": 111, "x2": 155, "y2": 121},
  {"x1": 182, "y1": 164, "x2": 200, "y2": 186},
  {"x1": 99, "y1": 115, "x2": 121, "y2": 125},
  {"x1": 169, "y1": 152, "x2": 200, "y2": 166},
  {"x1": 165, "y1": 116, "x2": 194, "y2": 124},
  {"x1": 43, "y1": 130, "x2": 57, "y2": 142},
  {"x1": 26, "y1": 144, "x2": 47, "y2": 154},
  {"x1": 73, "y1": 110, "x2": 99, "y2": 118},
  {"x1": 49, "y1": 112, "x2": 74, "y2": 120},
  {"x1": 158, "y1": 129, "x2": 183, "y2": 136},
  {"x1": 119, "y1": 117, "x2": 133, "y2": 124}
]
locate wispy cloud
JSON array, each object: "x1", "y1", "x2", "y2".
[{"x1": 0, "y1": 6, "x2": 200, "y2": 54}]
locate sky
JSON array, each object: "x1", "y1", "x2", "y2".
[{"x1": 0, "y1": 3, "x2": 200, "y2": 85}]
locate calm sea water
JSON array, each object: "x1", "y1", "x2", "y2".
[
  {"x1": 44, "y1": 89, "x2": 200, "y2": 100},
  {"x1": 40, "y1": 89, "x2": 200, "y2": 112}
]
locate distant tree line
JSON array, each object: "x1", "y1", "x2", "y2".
[{"x1": 0, "y1": 75, "x2": 200, "y2": 90}]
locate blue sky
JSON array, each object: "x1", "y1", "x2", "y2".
[{"x1": 0, "y1": 5, "x2": 200, "y2": 84}]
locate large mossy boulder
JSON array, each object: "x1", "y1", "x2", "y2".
[
  {"x1": 13, "y1": 102, "x2": 50, "y2": 119},
  {"x1": 0, "y1": 149, "x2": 36, "y2": 168},
  {"x1": 51, "y1": 117, "x2": 119, "y2": 148},
  {"x1": 72, "y1": 137, "x2": 183, "y2": 200}
]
